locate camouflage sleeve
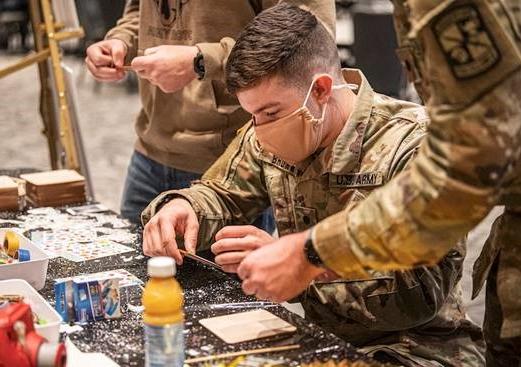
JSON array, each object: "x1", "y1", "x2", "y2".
[
  {"x1": 141, "y1": 123, "x2": 270, "y2": 251},
  {"x1": 197, "y1": 0, "x2": 335, "y2": 81},
  {"x1": 105, "y1": 0, "x2": 140, "y2": 59},
  {"x1": 313, "y1": 0, "x2": 521, "y2": 278}
]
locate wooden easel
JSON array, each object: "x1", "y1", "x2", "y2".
[{"x1": 0, "y1": 0, "x2": 94, "y2": 199}]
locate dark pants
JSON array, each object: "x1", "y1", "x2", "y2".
[
  {"x1": 121, "y1": 151, "x2": 275, "y2": 233},
  {"x1": 484, "y1": 255, "x2": 521, "y2": 367}
]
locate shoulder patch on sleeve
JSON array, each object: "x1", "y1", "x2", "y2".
[{"x1": 432, "y1": 4, "x2": 500, "y2": 80}]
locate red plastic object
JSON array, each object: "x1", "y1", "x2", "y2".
[{"x1": 0, "y1": 302, "x2": 66, "y2": 367}]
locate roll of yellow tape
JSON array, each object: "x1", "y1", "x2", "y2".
[{"x1": 3, "y1": 231, "x2": 20, "y2": 258}]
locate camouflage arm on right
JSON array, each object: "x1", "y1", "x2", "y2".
[{"x1": 313, "y1": 0, "x2": 521, "y2": 278}]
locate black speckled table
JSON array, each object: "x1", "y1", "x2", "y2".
[{"x1": 1, "y1": 204, "x2": 373, "y2": 366}]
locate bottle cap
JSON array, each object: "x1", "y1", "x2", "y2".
[{"x1": 147, "y1": 257, "x2": 176, "y2": 278}]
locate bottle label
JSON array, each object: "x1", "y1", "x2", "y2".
[{"x1": 144, "y1": 323, "x2": 184, "y2": 367}]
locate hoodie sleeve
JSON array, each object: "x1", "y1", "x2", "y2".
[{"x1": 105, "y1": 0, "x2": 140, "y2": 59}]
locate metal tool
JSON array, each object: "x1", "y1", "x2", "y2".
[{"x1": 179, "y1": 249, "x2": 224, "y2": 272}]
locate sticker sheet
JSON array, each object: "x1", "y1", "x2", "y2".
[
  {"x1": 21, "y1": 208, "x2": 138, "y2": 262},
  {"x1": 32, "y1": 232, "x2": 134, "y2": 262}
]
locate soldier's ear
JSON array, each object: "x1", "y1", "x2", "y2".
[{"x1": 310, "y1": 74, "x2": 333, "y2": 105}]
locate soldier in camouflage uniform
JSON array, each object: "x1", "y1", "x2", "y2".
[
  {"x1": 230, "y1": 1, "x2": 521, "y2": 365},
  {"x1": 358, "y1": 2, "x2": 521, "y2": 366},
  {"x1": 142, "y1": 5, "x2": 484, "y2": 365}
]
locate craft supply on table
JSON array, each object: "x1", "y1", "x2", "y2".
[
  {"x1": 0, "y1": 300, "x2": 66, "y2": 367},
  {"x1": 3, "y1": 229, "x2": 19, "y2": 257},
  {"x1": 65, "y1": 203, "x2": 109, "y2": 216},
  {"x1": 55, "y1": 275, "x2": 122, "y2": 323},
  {"x1": 56, "y1": 268, "x2": 143, "y2": 289},
  {"x1": 0, "y1": 229, "x2": 49, "y2": 290},
  {"x1": 0, "y1": 279, "x2": 62, "y2": 343},
  {"x1": 20, "y1": 169, "x2": 86, "y2": 207},
  {"x1": 0, "y1": 230, "x2": 31, "y2": 264},
  {"x1": 180, "y1": 249, "x2": 223, "y2": 272},
  {"x1": 31, "y1": 229, "x2": 135, "y2": 262},
  {"x1": 184, "y1": 345, "x2": 300, "y2": 364},
  {"x1": 0, "y1": 294, "x2": 46, "y2": 325},
  {"x1": 18, "y1": 207, "x2": 137, "y2": 262},
  {"x1": 199, "y1": 309, "x2": 297, "y2": 344},
  {"x1": 0, "y1": 175, "x2": 19, "y2": 211},
  {"x1": 142, "y1": 257, "x2": 185, "y2": 367}
]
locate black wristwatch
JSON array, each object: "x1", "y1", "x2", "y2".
[
  {"x1": 193, "y1": 50, "x2": 205, "y2": 80},
  {"x1": 304, "y1": 230, "x2": 323, "y2": 267}
]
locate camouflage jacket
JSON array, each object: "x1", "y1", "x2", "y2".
[
  {"x1": 310, "y1": 1, "x2": 521, "y2": 274},
  {"x1": 142, "y1": 70, "x2": 483, "y2": 364},
  {"x1": 301, "y1": 0, "x2": 521, "y2": 339}
]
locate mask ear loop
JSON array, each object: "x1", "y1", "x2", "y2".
[
  {"x1": 303, "y1": 79, "x2": 329, "y2": 123},
  {"x1": 304, "y1": 82, "x2": 358, "y2": 122}
]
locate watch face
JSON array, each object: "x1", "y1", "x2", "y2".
[
  {"x1": 305, "y1": 237, "x2": 322, "y2": 266},
  {"x1": 194, "y1": 53, "x2": 205, "y2": 78}
]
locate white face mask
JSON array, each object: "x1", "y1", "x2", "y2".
[{"x1": 254, "y1": 79, "x2": 355, "y2": 164}]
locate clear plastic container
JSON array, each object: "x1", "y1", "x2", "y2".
[{"x1": 0, "y1": 229, "x2": 49, "y2": 290}]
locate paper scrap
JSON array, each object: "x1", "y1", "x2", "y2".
[{"x1": 199, "y1": 309, "x2": 296, "y2": 344}]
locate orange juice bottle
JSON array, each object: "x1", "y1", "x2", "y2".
[{"x1": 142, "y1": 257, "x2": 184, "y2": 367}]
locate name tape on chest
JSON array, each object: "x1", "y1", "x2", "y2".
[
  {"x1": 330, "y1": 172, "x2": 384, "y2": 188},
  {"x1": 270, "y1": 156, "x2": 304, "y2": 176}
]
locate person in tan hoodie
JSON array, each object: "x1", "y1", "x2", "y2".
[{"x1": 85, "y1": 0, "x2": 336, "y2": 225}]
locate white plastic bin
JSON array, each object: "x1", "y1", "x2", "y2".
[
  {"x1": 0, "y1": 228, "x2": 49, "y2": 290},
  {"x1": 0, "y1": 279, "x2": 62, "y2": 343}
]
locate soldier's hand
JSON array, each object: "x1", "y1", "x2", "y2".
[
  {"x1": 237, "y1": 230, "x2": 325, "y2": 302},
  {"x1": 211, "y1": 226, "x2": 275, "y2": 273},
  {"x1": 85, "y1": 39, "x2": 127, "y2": 82},
  {"x1": 142, "y1": 198, "x2": 199, "y2": 265},
  {"x1": 131, "y1": 45, "x2": 199, "y2": 93}
]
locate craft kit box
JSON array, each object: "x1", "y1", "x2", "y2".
[{"x1": 55, "y1": 276, "x2": 121, "y2": 324}]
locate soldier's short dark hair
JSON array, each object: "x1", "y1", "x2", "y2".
[{"x1": 225, "y1": 2, "x2": 341, "y2": 95}]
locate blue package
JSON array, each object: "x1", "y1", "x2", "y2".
[
  {"x1": 73, "y1": 279, "x2": 105, "y2": 323},
  {"x1": 55, "y1": 275, "x2": 122, "y2": 324},
  {"x1": 100, "y1": 278, "x2": 121, "y2": 319},
  {"x1": 73, "y1": 280, "x2": 92, "y2": 323},
  {"x1": 54, "y1": 279, "x2": 74, "y2": 323},
  {"x1": 88, "y1": 281, "x2": 104, "y2": 320}
]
